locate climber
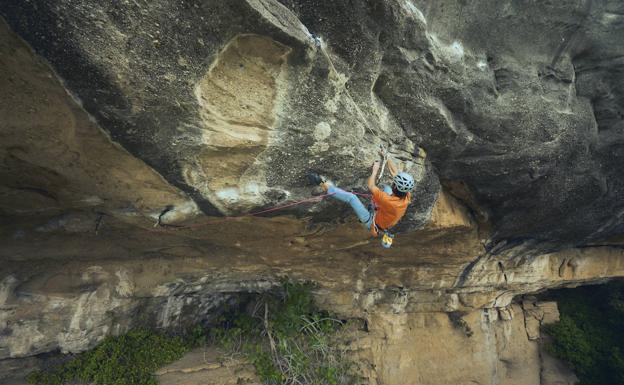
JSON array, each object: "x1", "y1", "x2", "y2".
[{"x1": 308, "y1": 148, "x2": 414, "y2": 245}]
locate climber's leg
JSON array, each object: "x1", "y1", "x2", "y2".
[
  {"x1": 326, "y1": 185, "x2": 372, "y2": 224},
  {"x1": 307, "y1": 171, "x2": 374, "y2": 228}
]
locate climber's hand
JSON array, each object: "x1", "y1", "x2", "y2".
[
  {"x1": 378, "y1": 147, "x2": 387, "y2": 157},
  {"x1": 372, "y1": 160, "x2": 380, "y2": 171}
]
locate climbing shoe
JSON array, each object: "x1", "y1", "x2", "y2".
[{"x1": 307, "y1": 172, "x2": 326, "y2": 186}]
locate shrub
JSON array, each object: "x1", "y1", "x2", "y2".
[
  {"x1": 27, "y1": 330, "x2": 190, "y2": 385},
  {"x1": 211, "y1": 281, "x2": 356, "y2": 385},
  {"x1": 543, "y1": 281, "x2": 624, "y2": 385},
  {"x1": 26, "y1": 282, "x2": 355, "y2": 385}
]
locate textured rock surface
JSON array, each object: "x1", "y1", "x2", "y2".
[
  {"x1": 155, "y1": 348, "x2": 261, "y2": 385},
  {"x1": 0, "y1": 221, "x2": 619, "y2": 383},
  {"x1": 1, "y1": 0, "x2": 624, "y2": 384},
  {"x1": 354, "y1": 303, "x2": 570, "y2": 385},
  {"x1": 0, "y1": 18, "x2": 197, "y2": 224},
  {"x1": 0, "y1": 0, "x2": 436, "y2": 225},
  {"x1": 2, "y1": 0, "x2": 624, "y2": 241},
  {"x1": 158, "y1": 302, "x2": 578, "y2": 385}
]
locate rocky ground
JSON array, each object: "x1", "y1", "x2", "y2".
[
  {"x1": 155, "y1": 348, "x2": 262, "y2": 385},
  {"x1": 1, "y1": 0, "x2": 624, "y2": 384}
]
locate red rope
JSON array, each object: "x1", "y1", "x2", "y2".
[
  {"x1": 159, "y1": 190, "x2": 372, "y2": 230},
  {"x1": 245, "y1": 190, "x2": 371, "y2": 216},
  {"x1": 246, "y1": 192, "x2": 335, "y2": 216}
]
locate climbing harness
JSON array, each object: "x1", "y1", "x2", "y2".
[
  {"x1": 368, "y1": 205, "x2": 378, "y2": 236},
  {"x1": 370, "y1": 218, "x2": 395, "y2": 249},
  {"x1": 367, "y1": 199, "x2": 397, "y2": 249}
]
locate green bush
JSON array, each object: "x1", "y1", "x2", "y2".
[
  {"x1": 543, "y1": 281, "x2": 624, "y2": 385},
  {"x1": 27, "y1": 282, "x2": 354, "y2": 385},
  {"x1": 545, "y1": 315, "x2": 595, "y2": 372},
  {"x1": 27, "y1": 329, "x2": 191, "y2": 385}
]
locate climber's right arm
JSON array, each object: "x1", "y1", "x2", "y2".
[
  {"x1": 386, "y1": 157, "x2": 399, "y2": 177},
  {"x1": 379, "y1": 148, "x2": 399, "y2": 177},
  {"x1": 368, "y1": 161, "x2": 380, "y2": 192}
]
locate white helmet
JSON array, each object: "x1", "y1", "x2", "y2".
[{"x1": 393, "y1": 172, "x2": 415, "y2": 192}]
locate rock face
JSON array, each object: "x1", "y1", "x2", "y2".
[
  {"x1": 1, "y1": 218, "x2": 621, "y2": 383},
  {"x1": 1, "y1": 0, "x2": 624, "y2": 384},
  {"x1": 0, "y1": 18, "x2": 197, "y2": 224},
  {"x1": 155, "y1": 347, "x2": 262, "y2": 385},
  {"x1": 152, "y1": 301, "x2": 577, "y2": 385},
  {"x1": 2, "y1": 0, "x2": 624, "y2": 241},
  {"x1": 355, "y1": 302, "x2": 578, "y2": 385}
]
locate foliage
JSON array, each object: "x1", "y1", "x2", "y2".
[
  {"x1": 27, "y1": 329, "x2": 193, "y2": 385},
  {"x1": 543, "y1": 281, "x2": 624, "y2": 385},
  {"x1": 26, "y1": 282, "x2": 355, "y2": 385},
  {"x1": 211, "y1": 281, "x2": 356, "y2": 385}
]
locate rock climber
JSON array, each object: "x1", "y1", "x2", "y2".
[{"x1": 308, "y1": 149, "x2": 414, "y2": 246}]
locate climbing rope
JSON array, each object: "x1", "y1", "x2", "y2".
[
  {"x1": 239, "y1": 193, "x2": 336, "y2": 216},
  {"x1": 158, "y1": 191, "x2": 372, "y2": 230},
  {"x1": 251, "y1": 190, "x2": 371, "y2": 217}
]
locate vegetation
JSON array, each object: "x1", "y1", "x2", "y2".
[
  {"x1": 211, "y1": 281, "x2": 356, "y2": 385},
  {"x1": 26, "y1": 329, "x2": 190, "y2": 385},
  {"x1": 27, "y1": 282, "x2": 355, "y2": 385},
  {"x1": 543, "y1": 281, "x2": 624, "y2": 385}
]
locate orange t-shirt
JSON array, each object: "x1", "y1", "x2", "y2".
[{"x1": 371, "y1": 186, "x2": 411, "y2": 229}]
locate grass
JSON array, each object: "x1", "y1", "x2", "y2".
[
  {"x1": 211, "y1": 281, "x2": 357, "y2": 385},
  {"x1": 543, "y1": 280, "x2": 624, "y2": 385}
]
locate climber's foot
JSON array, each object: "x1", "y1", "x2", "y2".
[
  {"x1": 307, "y1": 172, "x2": 326, "y2": 185},
  {"x1": 307, "y1": 172, "x2": 330, "y2": 192}
]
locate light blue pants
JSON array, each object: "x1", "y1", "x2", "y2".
[{"x1": 327, "y1": 184, "x2": 392, "y2": 229}]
